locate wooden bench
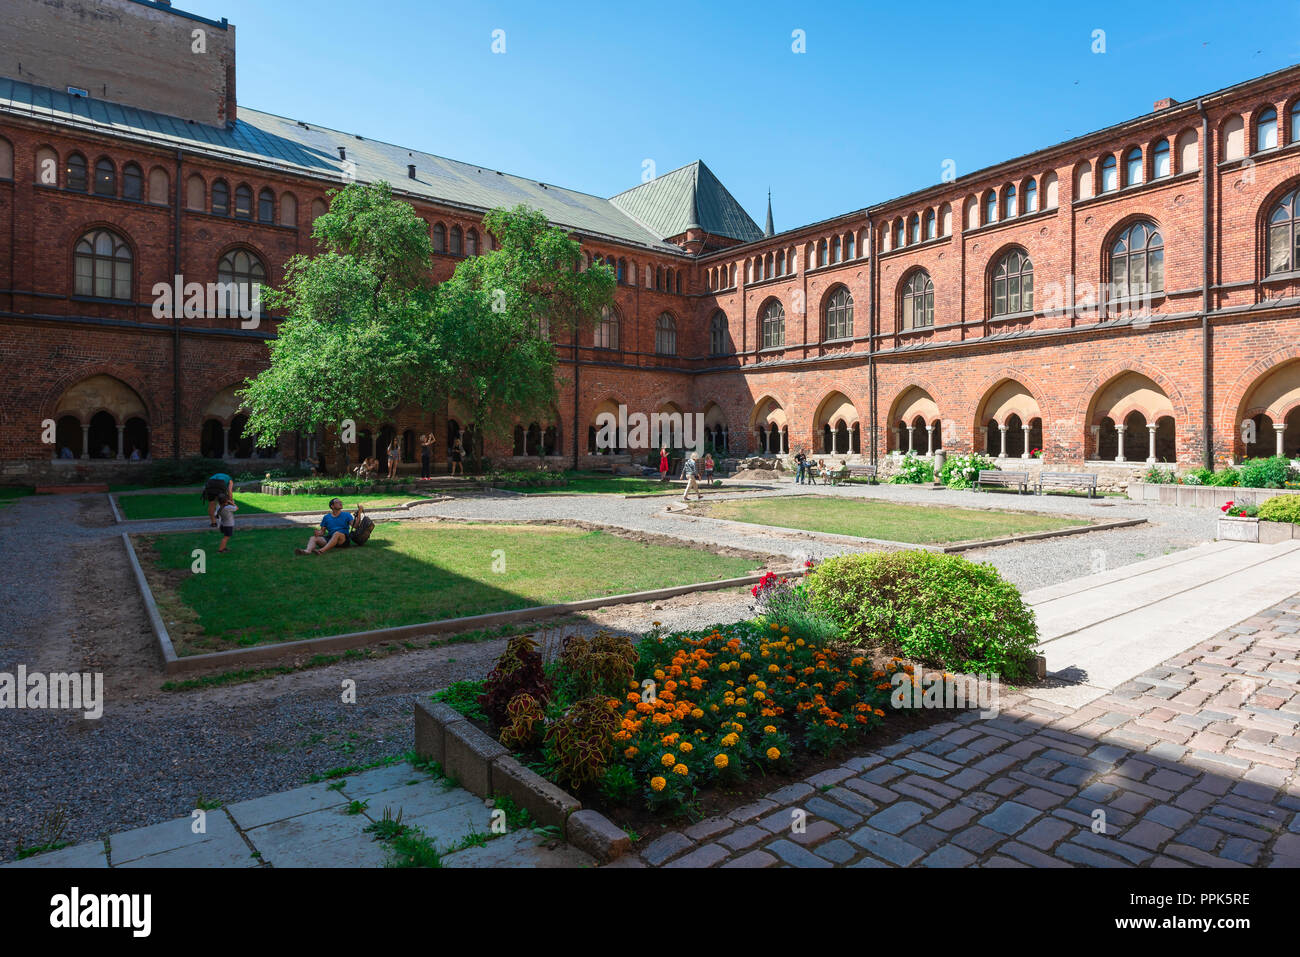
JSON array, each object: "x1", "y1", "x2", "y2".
[
  {"x1": 973, "y1": 469, "x2": 1029, "y2": 493},
  {"x1": 839, "y1": 465, "x2": 877, "y2": 485},
  {"x1": 1037, "y1": 471, "x2": 1098, "y2": 498}
]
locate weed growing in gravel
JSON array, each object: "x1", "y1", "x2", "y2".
[
  {"x1": 363, "y1": 806, "x2": 406, "y2": 842},
  {"x1": 195, "y1": 794, "x2": 223, "y2": 810},
  {"x1": 345, "y1": 800, "x2": 369, "y2": 815},
  {"x1": 15, "y1": 806, "x2": 69, "y2": 861},
  {"x1": 386, "y1": 828, "x2": 443, "y2": 868}
]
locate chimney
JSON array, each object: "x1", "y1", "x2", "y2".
[
  {"x1": 1153, "y1": 96, "x2": 1178, "y2": 112},
  {"x1": 408, "y1": 164, "x2": 416, "y2": 179}
]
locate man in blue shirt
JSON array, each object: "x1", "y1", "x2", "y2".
[
  {"x1": 203, "y1": 472, "x2": 234, "y2": 527},
  {"x1": 296, "y1": 498, "x2": 364, "y2": 555}
]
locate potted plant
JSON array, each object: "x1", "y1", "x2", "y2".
[{"x1": 1218, "y1": 500, "x2": 1261, "y2": 542}]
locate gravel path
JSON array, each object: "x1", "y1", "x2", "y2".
[{"x1": 0, "y1": 482, "x2": 1218, "y2": 860}]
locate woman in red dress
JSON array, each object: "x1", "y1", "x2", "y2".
[{"x1": 658, "y1": 446, "x2": 669, "y2": 481}]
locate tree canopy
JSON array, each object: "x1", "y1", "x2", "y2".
[{"x1": 241, "y1": 183, "x2": 614, "y2": 463}]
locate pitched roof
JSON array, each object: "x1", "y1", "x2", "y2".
[
  {"x1": 0, "y1": 77, "x2": 689, "y2": 253},
  {"x1": 610, "y1": 161, "x2": 764, "y2": 244}
]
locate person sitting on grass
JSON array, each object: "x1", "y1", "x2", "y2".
[{"x1": 296, "y1": 499, "x2": 365, "y2": 555}]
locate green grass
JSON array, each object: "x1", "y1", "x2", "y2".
[
  {"x1": 700, "y1": 495, "x2": 1088, "y2": 544},
  {"x1": 143, "y1": 522, "x2": 757, "y2": 652},
  {"x1": 504, "y1": 470, "x2": 673, "y2": 495},
  {"x1": 117, "y1": 491, "x2": 429, "y2": 520},
  {"x1": 0, "y1": 487, "x2": 34, "y2": 509}
]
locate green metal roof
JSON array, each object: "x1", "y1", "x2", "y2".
[
  {"x1": 610, "y1": 161, "x2": 763, "y2": 244},
  {"x1": 0, "y1": 77, "x2": 691, "y2": 253}
]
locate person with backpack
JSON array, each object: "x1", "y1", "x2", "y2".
[
  {"x1": 681, "y1": 451, "x2": 703, "y2": 502},
  {"x1": 202, "y1": 471, "x2": 234, "y2": 526},
  {"x1": 295, "y1": 499, "x2": 369, "y2": 555}
]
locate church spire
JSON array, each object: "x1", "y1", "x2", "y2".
[{"x1": 764, "y1": 189, "x2": 774, "y2": 237}]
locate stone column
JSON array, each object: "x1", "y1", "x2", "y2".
[
  {"x1": 906, "y1": 426, "x2": 915, "y2": 453},
  {"x1": 222, "y1": 426, "x2": 231, "y2": 458},
  {"x1": 80, "y1": 424, "x2": 90, "y2": 459},
  {"x1": 925, "y1": 425, "x2": 934, "y2": 454},
  {"x1": 998, "y1": 425, "x2": 1008, "y2": 458},
  {"x1": 1276, "y1": 423, "x2": 1286, "y2": 457},
  {"x1": 1021, "y1": 425, "x2": 1031, "y2": 459},
  {"x1": 979, "y1": 426, "x2": 988, "y2": 455},
  {"x1": 1115, "y1": 424, "x2": 1127, "y2": 463},
  {"x1": 1147, "y1": 424, "x2": 1158, "y2": 464},
  {"x1": 116, "y1": 426, "x2": 125, "y2": 460}
]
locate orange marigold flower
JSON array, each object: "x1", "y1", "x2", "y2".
[
  {"x1": 714, "y1": 754, "x2": 729, "y2": 769},
  {"x1": 680, "y1": 741, "x2": 693, "y2": 753},
  {"x1": 625, "y1": 746, "x2": 639, "y2": 758},
  {"x1": 650, "y1": 776, "x2": 666, "y2": 792},
  {"x1": 672, "y1": 763, "x2": 688, "y2": 776},
  {"x1": 766, "y1": 747, "x2": 781, "y2": 760},
  {"x1": 763, "y1": 725, "x2": 777, "y2": 734},
  {"x1": 661, "y1": 753, "x2": 675, "y2": 766}
]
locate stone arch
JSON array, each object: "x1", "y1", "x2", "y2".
[
  {"x1": 51, "y1": 374, "x2": 150, "y2": 460},
  {"x1": 1085, "y1": 369, "x2": 1178, "y2": 463},
  {"x1": 812, "y1": 390, "x2": 862, "y2": 455},
  {"x1": 1229, "y1": 354, "x2": 1300, "y2": 460},
  {"x1": 750, "y1": 396, "x2": 788, "y2": 455},
  {"x1": 888, "y1": 386, "x2": 942, "y2": 454},
  {"x1": 973, "y1": 376, "x2": 1047, "y2": 459}
]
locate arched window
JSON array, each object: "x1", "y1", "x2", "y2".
[
  {"x1": 1111, "y1": 221, "x2": 1164, "y2": 301},
  {"x1": 186, "y1": 174, "x2": 205, "y2": 210},
  {"x1": 901, "y1": 270, "x2": 934, "y2": 329},
  {"x1": 824, "y1": 286, "x2": 854, "y2": 340},
  {"x1": 1023, "y1": 178, "x2": 1037, "y2": 213},
  {"x1": 1152, "y1": 139, "x2": 1171, "y2": 178},
  {"x1": 617, "y1": 258, "x2": 626, "y2": 283},
  {"x1": 74, "y1": 228, "x2": 132, "y2": 299},
  {"x1": 676, "y1": 271, "x2": 682, "y2": 294},
  {"x1": 923, "y1": 209, "x2": 936, "y2": 239},
  {"x1": 258, "y1": 188, "x2": 275, "y2": 223},
  {"x1": 1003, "y1": 185, "x2": 1017, "y2": 218},
  {"x1": 432, "y1": 223, "x2": 446, "y2": 253},
  {"x1": 66, "y1": 153, "x2": 87, "y2": 192},
  {"x1": 450, "y1": 226, "x2": 463, "y2": 255},
  {"x1": 595, "y1": 305, "x2": 619, "y2": 349},
  {"x1": 212, "y1": 180, "x2": 229, "y2": 215},
  {"x1": 655, "y1": 313, "x2": 677, "y2": 356},
  {"x1": 122, "y1": 162, "x2": 143, "y2": 201},
  {"x1": 1100, "y1": 155, "x2": 1118, "y2": 192},
  {"x1": 846, "y1": 233, "x2": 856, "y2": 258},
  {"x1": 466, "y1": 228, "x2": 479, "y2": 256},
  {"x1": 761, "y1": 300, "x2": 785, "y2": 350},
  {"x1": 1267, "y1": 187, "x2": 1300, "y2": 275},
  {"x1": 1257, "y1": 107, "x2": 1279, "y2": 152},
  {"x1": 1292, "y1": 101, "x2": 1300, "y2": 144},
  {"x1": 983, "y1": 190, "x2": 996, "y2": 225},
  {"x1": 0, "y1": 136, "x2": 11, "y2": 180},
  {"x1": 1124, "y1": 148, "x2": 1143, "y2": 187},
  {"x1": 93, "y1": 158, "x2": 116, "y2": 196},
  {"x1": 234, "y1": 184, "x2": 252, "y2": 220},
  {"x1": 217, "y1": 248, "x2": 267, "y2": 316},
  {"x1": 894, "y1": 220, "x2": 905, "y2": 247},
  {"x1": 710, "y1": 311, "x2": 730, "y2": 355},
  {"x1": 992, "y1": 250, "x2": 1034, "y2": 316},
  {"x1": 830, "y1": 237, "x2": 840, "y2": 264},
  {"x1": 818, "y1": 241, "x2": 828, "y2": 267},
  {"x1": 908, "y1": 215, "x2": 920, "y2": 244}
]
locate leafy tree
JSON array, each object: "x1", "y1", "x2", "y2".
[
  {"x1": 240, "y1": 182, "x2": 445, "y2": 464},
  {"x1": 433, "y1": 205, "x2": 615, "y2": 465},
  {"x1": 241, "y1": 187, "x2": 613, "y2": 472}
]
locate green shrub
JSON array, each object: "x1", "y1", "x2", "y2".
[
  {"x1": 1143, "y1": 464, "x2": 1176, "y2": 484},
  {"x1": 890, "y1": 452, "x2": 934, "y2": 484},
  {"x1": 940, "y1": 453, "x2": 998, "y2": 489},
  {"x1": 1237, "y1": 455, "x2": 1295, "y2": 489},
  {"x1": 1207, "y1": 467, "x2": 1241, "y2": 487},
  {"x1": 1257, "y1": 494, "x2": 1300, "y2": 523},
  {"x1": 805, "y1": 551, "x2": 1039, "y2": 680}
]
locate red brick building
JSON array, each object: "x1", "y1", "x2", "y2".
[{"x1": 3, "y1": 0, "x2": 1300, "y2": 484}]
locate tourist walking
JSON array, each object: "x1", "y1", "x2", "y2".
[
  {"x1": 681, "y1": 451, "x2": 703, "y2": 502},
  {"x1": 202, "y1": 471, "x2": 234, "y2": 526},
  {"x1": 216, "y1": 492, "x2": 237, "y2": 553},
  {"x1": 703, "y1": 452, "x2": 714, "y2": 483},
  {"x1": 419, "y1": 431, "x2": 435, "y2": 479},
  {"x1": 658, "y1": 446, "x2": 669, "y2": 481}
]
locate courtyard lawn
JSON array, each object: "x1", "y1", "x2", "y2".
[
  {"x1": 503, "y1": 470, "x2": 676, "y2": 495},
  {"x1": 699, "y1": 495, "x2": 1088, "y2": 544},
  {"x1": 116, "y1": 491, "x2": 430, "y2": 520},
  {"x1": 142, "y1": 523, "x2": 759, "y2": 652},
  {"x1": 0, "y1": 487, "x2": 34, "y2": 509}
]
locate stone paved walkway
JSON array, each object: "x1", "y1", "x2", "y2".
[
  {"x1": 608, "y1": 595, "x2": 1300, "y2": 868},
  {"x1": 4, "y1": 761, "x2": 592, "y2": 869}
]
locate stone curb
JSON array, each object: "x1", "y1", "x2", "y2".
[
  {"x1": 124, "y1": 532, "x2": 780, "y2": 675},
  {"x1": 414, "y1": 696, "x2": 627, "y2": 861}
]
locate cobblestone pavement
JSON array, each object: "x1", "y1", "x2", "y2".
[{"x1": 610, "y1": 596, "x2": 1300, "y2": 868}]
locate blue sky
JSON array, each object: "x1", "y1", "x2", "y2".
[{"x1": 201, "y1": 0, "x2": 1299, "y2": 232}]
